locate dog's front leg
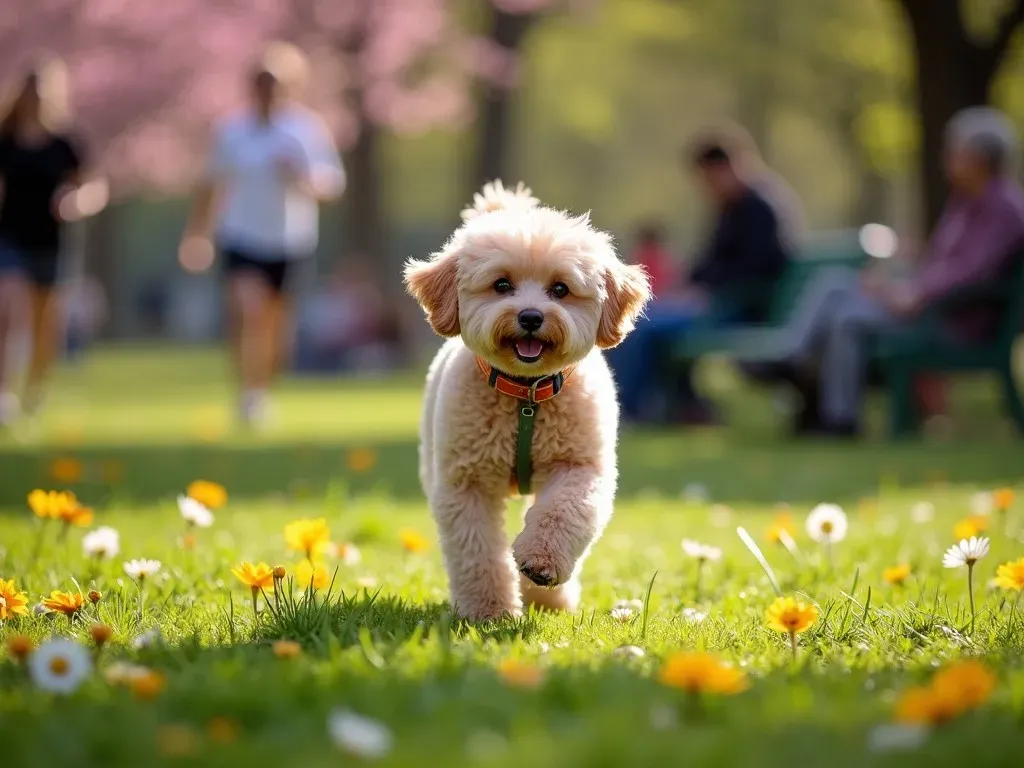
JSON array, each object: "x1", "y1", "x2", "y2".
[
  {"x1": 512, "y1": 464, "x2": 612, "y2": 602},
  {"x1": 432, "y1": 484, "x2": 521, "y2": 620}
]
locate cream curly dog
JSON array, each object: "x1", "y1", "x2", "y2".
[{"x1": 404, "y1": 182, "x2": 650, "y2": 620}]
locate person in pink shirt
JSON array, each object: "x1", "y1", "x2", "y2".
[{"x1": 629, "y1": 223, "x2": 676, "y2": 300}]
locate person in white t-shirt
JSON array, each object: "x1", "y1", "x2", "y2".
[{"x1": 180, "y1": 42, "x2": 345, "y2": 426}]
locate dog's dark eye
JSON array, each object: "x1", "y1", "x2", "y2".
[
  {"x1": 550, "y1": 282, "x2": 570, "y2": 299},
  {"x1": 494, "y1": 278, "x2": 514, "y2": 294}
]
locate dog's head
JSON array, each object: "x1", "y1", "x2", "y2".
[{"x1": 404, "y1": 180, "x2": 651, "y2": 377}]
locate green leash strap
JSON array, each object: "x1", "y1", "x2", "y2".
[{"x1": 516, "y1": 401, "x2": 537, "y2": 496}]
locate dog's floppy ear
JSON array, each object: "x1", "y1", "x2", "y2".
[
  {"x1": 403, "y1": 244, "x2": 461, "y2": 338},
  {"x1": 596, "y1": 259, "x2": 652, "y2": 349}
]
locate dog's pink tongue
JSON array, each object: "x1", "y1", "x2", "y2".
[{"x1": 515, "y1": 338, "x2": 544, "y2": 358}]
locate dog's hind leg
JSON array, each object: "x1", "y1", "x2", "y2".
[{"x1": 433, "y1": 483, "x2": 522, "y2": 620}]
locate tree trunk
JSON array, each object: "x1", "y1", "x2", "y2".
[
  {"x1": 472, "y1": 8, "x2": 538, "y2": 192},
  {"x1": 344, "y1": 119, "x2": 387, "y2": 287},
  {"x1": 899, "y1": 0, "x2": 1023, "y2": 229}
]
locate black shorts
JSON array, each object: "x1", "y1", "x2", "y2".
[
  {"x1": 0, "y1": 238, "x2": 61, "y2": 288},
  {"x1": 222, "y1": 247, "x2": 299, "y2": 294}
]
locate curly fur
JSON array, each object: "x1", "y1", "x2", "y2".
[{"x1": 404, "y1": 180, "x2": 651, "y2": 619}]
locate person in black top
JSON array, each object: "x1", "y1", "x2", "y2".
[
  {"x1": 605, "y1": 137, "x2": 793, "y2": 424},
  {"x1": 0, "y1": 59, "x2": 106, "y2": 425}
]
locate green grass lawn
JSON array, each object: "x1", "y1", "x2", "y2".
[{"x1": 2, "y1": 347, "x2": 1024, "y2": 767}]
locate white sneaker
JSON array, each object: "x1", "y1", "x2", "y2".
[{"x1": 239, "y1": 390, "x2": 272, "y2": 429}]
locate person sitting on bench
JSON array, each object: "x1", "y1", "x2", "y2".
[
  {"x1": 606, "y1": 137, "x2": 794, "y2": 424},
  {"x1": 779, "y1": 107, "x2": 1024, "y2": 437}
]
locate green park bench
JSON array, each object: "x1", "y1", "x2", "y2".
[{"x1": 670, "y1": 233, "x2": 1024, "y2": 438}]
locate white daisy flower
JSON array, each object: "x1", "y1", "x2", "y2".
[
  {"x1": 614, "y1": 599, "x2": 643, "y2": 612},
  {"x1": 910, "y1": 501, "x2": 935, "y2": 524},
  {"x1": 805, "y1": 503, "x2": 848, "y2": 543},
  {"x1": 681, "y1": 539, "x2": 723, "y2": 562},
  {"x1": 327, "y1": 709, "x2": 393, "y2": 759},
  {"x1": 124, "y1": 559, "x2": 162, "y2": 581},
  {"x1": 28, "y1": 639, "x2": 93, "y2": 695},
  {"x1": 867, "y1": 724, "x2": 929, "y2": 753},
  {"x1": 970, "y1": 491, "x2": 993, "y2": 516},
  {"x1": 177, "y1": 495, "x2": 214, "y2": 528},
  {"x1": 942, "y1": 537, "x2": 990, "y2": 568},
  {"x1": 612, "y1": 645, "x2": 645, "y2": 658},
  {"x1": 610, "y1": 607, "x2": 634, "y2": 622},
  {"x1": 82, "y1": 526, "x2": 120, "y2": 559},
  {"x1": 103, "y1": 661, "x2": 149, "y2": 685},
  {"x1": 682, "y1": 607, "x2": 708, "y2": 623},
  {"x1": 132, "y1": 627, "x2": 162, "y2": 650}
]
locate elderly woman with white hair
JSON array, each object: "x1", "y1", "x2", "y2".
[{"x1": 778, "y1": 106, "x2": 1024, "y2": 437}]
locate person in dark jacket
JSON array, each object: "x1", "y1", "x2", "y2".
[{"x1": 606, "y1": 138, "x2": 793, "y2": 424}]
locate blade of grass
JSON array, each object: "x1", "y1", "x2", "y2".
[{"x1": 736, "y1": 527, "x2": 782, "y2": 597}]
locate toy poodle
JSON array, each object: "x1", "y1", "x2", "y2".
[{"x1": 404, "y1": 181, "x2": 650, "y2": 620}]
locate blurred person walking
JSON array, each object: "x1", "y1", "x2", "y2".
[
  {"x1": 180, "y1": 42, "x2": 345, "y2": 427},
  {"x1": 0, "y1": 58, "x2": 107, "y2": 427}
]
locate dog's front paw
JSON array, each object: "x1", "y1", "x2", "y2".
[{"x1": 512, "y1": 535, "x2": 574, "y2": 588}]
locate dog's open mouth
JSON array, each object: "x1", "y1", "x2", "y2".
[{"x1": 512, "y1": 336, "x2": 546, "y2": 364}]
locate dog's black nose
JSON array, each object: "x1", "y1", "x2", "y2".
[{"x1": 517, "y1": 309, "x2": 544, "y2": 332}]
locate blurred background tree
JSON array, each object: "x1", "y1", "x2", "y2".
[{"x1": 2, "y1": 0, "x2": 1024, "y2": 337}]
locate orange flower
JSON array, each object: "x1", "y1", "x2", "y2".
[
  {"x1": 931, "y1": 660, "x2": 996, "y2": 711},
  {"x1": 894, "y1": 685, "x2": 962, "y2": 725},
  {"x1": 883, "y1": 564, "x2": 912, "y2": 585},
  {"x1": 5, "y1": 635, "x2": 34, "y2": 661},
  {"x1": 658, "y1": 652, "x2": 748, "y2": 695},
  {"x1": 90, "y1": 624, "x2": 114, "y2": 647},
  {"x1": 186, "y1": 480, "x2": 228, "y2": 509},
  {"x1": 41, "y1": 590, "x2": 85, "y2": 617},
  {"x1": 56, "y1": 501, "x2": 93, "y2": 527},
  {"x1": 130, "y1": 669, "x2": 167, "y2": 700},
  {"x1": 50, "y1": 457, "x2": 84, "y2": 483},
  {"x1": 346, "y1": 447, "x2": 378, "y2": 473},
  {"x1": 0, "y1": 578, "x2": 30, "y2": 620},
  {"x1": 765, "y1": 596, "x2": 818, "y2": 635},
  {"x1": 954, "y1": 516, "x2": 989, "y2": 540},
  {"x1": 272, "y1": 640, "x2": 302, "y2": 659},
  {"x1": 497, "y1": 659, "x2": 544, "y2": 688},
  {"x1": 400, "y1": 529, "x2": 430, "y2": 554},
  {"x1": 993, "y1": 487, "x2": 1015, "y2": 512}
]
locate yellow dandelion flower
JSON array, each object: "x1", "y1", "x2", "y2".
[
  {"x1": 295, "y1": 560, "x2": 330, "y2": 591},
  {"x1": 400, "y1": 528, "x2": 430, "y2": 554},
  {"x1": 49, "y1": 457, "x2": 84, "y2": 484},
  {"x1": 954, "y1": 516, "x2": 989, "y2": 540},
  {"x1": 995, "y1": 558, "x2": 1024, "y2": 591},
  {"x1": 347, "y1": 447, "x2": 378, "y2": 474},
  {"x1": 56, "y1": 501, "x2": 93, "y2": 527},
  {"x1": 931, "y1": 660, "x2": 996, "y2": 711},
  {"x1": 497, "y1": 659, "x2": 544, "y2": 689},
  {"x1": 0, "y1": 579, "x2": 30, "y2": 620},
  {"x1": 284, "y1": 518, "x2": 330, "y2": 560},
  {"x1": 230, "y1": 562, "x2": 275, "y2": 595},
  {"x1": 272, "y1": 640, "x2": 302, "y2": 659},
  {"x1": 993, "y1": 487, "x2": 1015, "y2": 512},
  {"x1": 186, "y1": 480, "x2": 228, "y2": 510},
  {"x1": 658, "y1": 652, "x2": 748, "y2": 695},
  {"x1": 883, "y1": 564, "x2": 912, "y2": 585},
  {"x1": 765, "y1": 596, "x2": 818, "y2": 635},
  {"x1": 130, "y1": 669, "x2": 167, "y2": 700},
  {"x1": 27, "y1": 489, "x2": 77, "y2": 519},
  {"x1": 894, "y1": 684, "x2": 962, "y2": 725},
  {"x1": 41, "y1": 590, "x2": 85, "y2": 617},
  {"x1": 766, "y1": 513, "x2": 797, "y2": 544}
]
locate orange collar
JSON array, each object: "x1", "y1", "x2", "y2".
[{"x1": 476, "y1": 357, "x2": 573, "y2": 403}]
